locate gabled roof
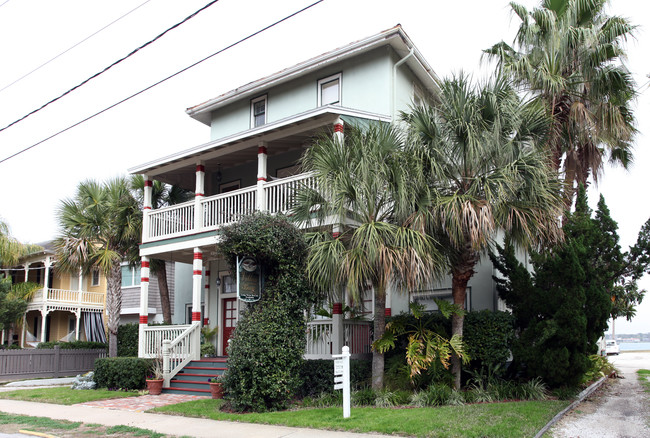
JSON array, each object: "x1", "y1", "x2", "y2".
[{"x1": 185, "y1": 25, "x2": 438, "y2": 126}]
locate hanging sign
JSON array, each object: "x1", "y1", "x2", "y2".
[{"x1": 236, "y1": 256, "x2": 262, "y2": 302}]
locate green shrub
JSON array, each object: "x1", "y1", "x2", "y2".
[
  {"x1": 94, "y1": 357, "x2": 151, "y2": 390},
  {"x1": 298, "y1": 359, "x2": 371, "y2": 398},
  {"x1": 581, "y1": 354, "x2": 616, "y2": 384},
  {"x1": 218, "y1": 213, "x2": 319, "y2": 412},
  {"x1": 463, "y1": 310, "x2": 515, "y2": 376},
  {"x1": 37, "y1": 340, "x2": 107, "y2": 350},
  {"x1": 352, "y1": 387, "x2": 376, "y2": 406},
  {"x1": 200, "y1": 343, "x2": 215, "y2": 357},
  {"x1": 117, "y1": 324, "x2": 139, "y2": 357}
]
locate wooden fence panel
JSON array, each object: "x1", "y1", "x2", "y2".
[{"x1": 0, "y1": 347, "x2": 106, "y2": 379}]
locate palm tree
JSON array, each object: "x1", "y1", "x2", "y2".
[
  {"x1": 292, "y1": 122, "x2": 444, "y2": 389},
  {"x1": 55, "y1": 178, "x2": 140, "y2": 357},
  {"x1": 485, "y1": 0, "x2": 637, "y2": 209},
  {"x1": 130, "y1": 175, "x2": 192, "y2": 323},
  {"x1": 405, "y1": 74, "x2": 564, "y2": 388},
  {"x1": 0, "y1": 219, "x2": 41, "y2": 267}
]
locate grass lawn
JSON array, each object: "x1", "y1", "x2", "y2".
[
  {"x1": 0, "y1": 387, "x2": 140, "y2": 405},
  {"x1": 0, "y1": 412, "x2": 177, "y2": 437},
  {"x1": 153, "y1": 399, "x2": 569, "y2": 438},
  {"x1": 638, "y1": 369, "x2": 650, "y2": 392}
]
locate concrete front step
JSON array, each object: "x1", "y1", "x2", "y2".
[{"x1": 162, "y1": 357, "x2": 227, "y2": 397}]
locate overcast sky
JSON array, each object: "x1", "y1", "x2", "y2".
[{"x1": 0, "y1": 0, "x2": 648, "y2": 334}]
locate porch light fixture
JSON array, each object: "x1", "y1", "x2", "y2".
[
  {"x1": 215, "y1": 278, "x2": 221, "y2": 287},
  {"x1": 216, "y1": 164, "x2": 222, "y2": 183}
]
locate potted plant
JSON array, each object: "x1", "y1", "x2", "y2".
[
  {"x1": 209, "y1": 374, "x2": 224, "y2": 399},
  {"x1": 146, "y1": 354, "x2": 164, "y2": 395}
]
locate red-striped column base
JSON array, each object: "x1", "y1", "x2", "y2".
[
  {"x1": 192, "y1": 312, "x2": 201, "y2": 322},
  {"x1": 139, "y1": 315, "x2": 148, "y2": 324}
]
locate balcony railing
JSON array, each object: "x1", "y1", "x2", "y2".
[
  {"x1": 143, "y1": 172, "x2": 315, "y2": 243},
  {"x1": 305, "y1": 319, "x2": 372, "y2": 359},
  {"x1": 27, "y1": 288, "x2": 105, "y2": 310}
]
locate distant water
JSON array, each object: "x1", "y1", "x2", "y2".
[{"x1": 619, "y1": 342, "x2": 650, "y2": 351}]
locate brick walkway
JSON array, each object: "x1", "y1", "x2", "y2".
[{"x1": 76, "y1": 393, "x2": 207, "y2": 412}]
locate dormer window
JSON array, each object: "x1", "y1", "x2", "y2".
[
  {"x1": 251, "y1": 95, "x2": 267, "y2": 127},
  {"x1": 318, "y1": 73, "x2": 341, "y2": 106}
]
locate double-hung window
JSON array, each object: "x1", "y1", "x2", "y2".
[
  {"x1": 251, "y1": 95, "x2": 267, "y2": 128},
  {"x1": 318, "y1": 73, "x2": 341, "y2": 106}
]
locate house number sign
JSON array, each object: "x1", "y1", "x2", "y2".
[{"x1": 236, "y1": 256, "x2": 262, "y2": 302}]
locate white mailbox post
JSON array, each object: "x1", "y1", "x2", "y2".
[{"x1": 333, "y1": 345, "x2": 351, "y2": 418}]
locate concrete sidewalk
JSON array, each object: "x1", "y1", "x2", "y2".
[{"x1": 0, "y1": 398, "x2": 390, "y2": 438}]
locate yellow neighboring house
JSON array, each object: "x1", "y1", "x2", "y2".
[{"x1": 3, "y1": 241, "x2": 107, "y2": 347}]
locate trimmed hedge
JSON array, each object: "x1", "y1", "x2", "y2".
[
  {"x1": 298, "y1": 359, "x2": 372, "y2": 397},
  {"x1": 36, "y1": 340, "x2": 107, "y2": 350},
  {"x1": 117, "y1": 323, "x2": 139, "y2": 357},
  {"x1": 94, "y1": 357, "x2": 151, "y2": 390}
]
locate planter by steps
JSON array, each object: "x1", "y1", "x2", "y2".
[
  {"x1": 209, "y1": 382, "x2": 223, "y2": 399},
  {"x1": 146, "y1": 378, "x2": 163, "y2": 395}
]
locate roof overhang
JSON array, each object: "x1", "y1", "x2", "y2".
[
  {"x1": 185, "y1": 25, "x2": 438, "y2": 126},
  {"x1": 128, "y1": 106, "x2": 391, "y2": 184}
]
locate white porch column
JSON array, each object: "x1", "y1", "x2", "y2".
[
  {"x1": 192, "y1": 248, "x2": 203, "y2": 324},
  {"x1": 204, "y1": 269, "x2": 210, "y2": 327},
  {"x1": 385, "y1": 288, "x2": 392, "y2": 318},
  {"x1": 20, "y1": 315, "x2": 26, "y2": 348},
  {"x1": 138, "y1": 257, "x2": 150, "y2": 357},
  {"x1": 194, "y1": 163, "x2": 205, "y2": 232},
  {"x1": 332, "y1": 226, "x2": 344, "y2": 354},
  {"x1": 334, "y1": 118, "x2": 344, "y2": 145},
  {"x1": 39, "y1": 310, "x2": 47, "y2": 343},
  {"x1": 142, "y1": 175, "x2": 153, "y2": 241},
  {"x1": 23, "y1": 263, "x2": 30, "y2": 282},
  {"x1": 43, "y1": 257, "x2": 51, "y2": 292},
  {"x1": 256, "y1": 142, "x2": 268, "y2": 211},
  {"x1": 74, "y1": 310, "x2": 81, "y2": 341}
]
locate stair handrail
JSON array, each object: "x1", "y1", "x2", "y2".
[{"x1": 162, "y1": 322, "x2": 201, "y2": 387}]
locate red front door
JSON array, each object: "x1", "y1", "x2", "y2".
[{"x1": 222, "y1": 298, "x2": 237, "y2": 356}]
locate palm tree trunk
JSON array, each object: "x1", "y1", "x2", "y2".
[
  {"x1": 106, "y1": 259, "x2": 122, "y2": 357},
  {"x1": 450, "y1": 252, "x2": 477, "y2": 390},
  {"x1": 155, "y1": 260, "x2": 172, "y2": 324},
  {"x1": 371, "y1": 285, "x2": 387, "y2": 390}
]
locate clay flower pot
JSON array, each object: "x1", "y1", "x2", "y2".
[
  {"x1": 146, "y1": 378, "x2": 163, "y2": 395},
  {"x1": 209, "y1": 382, "x2": 223, "y2": 399}
]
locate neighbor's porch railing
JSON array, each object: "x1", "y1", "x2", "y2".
[
  {"x1": 28, "y1": 288, "x2": 105, "y2": 310},
  {"x1": 305, "y1": 319, "x2": 372, "y2": 360},
  {"x1": 143, "y1": 172, "x2": 315, "y2": 243},
  {"x1": 141, "y1": 323, "x2": 201, "y2": 387}
]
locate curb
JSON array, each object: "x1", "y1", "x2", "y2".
[{"x1": 533, "y1": 376, "x2": 608, "y2": 438}]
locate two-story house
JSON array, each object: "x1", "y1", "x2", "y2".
[
  {"x1": 3, "y1": 241, "x2": 107, "y2": 347},
  {"x1": 129, "y1": 26, "x2": 504, "y2": 387}
]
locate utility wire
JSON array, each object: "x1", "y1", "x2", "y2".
[
  {"x1": 0, "y1": 0, "x2": 325, "y2": 165},
  {"x1": 0, "y1": 0, "x2": 154, "y2": 94},
  {"x1": 0, "y1": 1, "x2": 10, "y2": 9},
  {"x1": 0, "y1": 0, "x2": 220, "y2": 134}
]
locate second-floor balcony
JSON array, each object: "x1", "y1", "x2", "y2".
[
  {"x1": 27, "y1": 288, "x2": 105, "y2": 311},
  {"x1": 143, "y1": 172, "x2": 316, "y2": 243}
]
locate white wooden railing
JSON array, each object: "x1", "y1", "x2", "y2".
[
  {"x1": 305, "y1": 319, "x2": 372, "y2": 359},
  {"x1": 141, "y1": 323, "x2": 200, "y2": 387},
  {"x1": 28, "y1": 288, "x2": 105, "y2": 309},
  {"x1": 202, "y1": 186, "x2": 257, "y2": 228},
  {"x1": 162, "y1": 323, "x2": 201, "y2": 387},
  {"x1": 265, "y1": 172, "x2": 316, "y2": 214},
  {"x1": 143, "y1": 172, "x2": 316, "y2": 243}
]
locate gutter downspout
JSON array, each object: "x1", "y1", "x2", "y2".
[{"x1": 392, "y1": 47, "x2": 415, "y2": 121}]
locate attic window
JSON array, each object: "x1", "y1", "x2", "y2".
[
  {"x1": 251, "y1": 95, "x2": 267, "y2": 127},
  {"x1": 318, "y1": 73, "x2": 341, "y2": 106}
]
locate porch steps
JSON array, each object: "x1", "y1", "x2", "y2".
[{"x1": 162, "y1": 357, "x2": 227, "y2": 396}]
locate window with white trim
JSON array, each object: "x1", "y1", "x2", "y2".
[
  {"x1": 121, "y1": 265, "x2": 141, "y2": 287},
  {"x1": 91, "y1": 268, "x2": 100, "y2": 287},
  {"x1": 318, "y1": 73, "x2": 341, "y2": 106},
  {"x1": 251, "y1": 95, "x2": 267, "y2": 128}
]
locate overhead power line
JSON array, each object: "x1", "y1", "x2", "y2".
[
  {"x1": 0, "y1": 0, "x2": 325, "y2": 165},
  {"x1": 0, "y1": 0, "x2": 154, "y2": 94},
  {"x1": 0, "y1": 0, "x2": 221, "y2": 134}
]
